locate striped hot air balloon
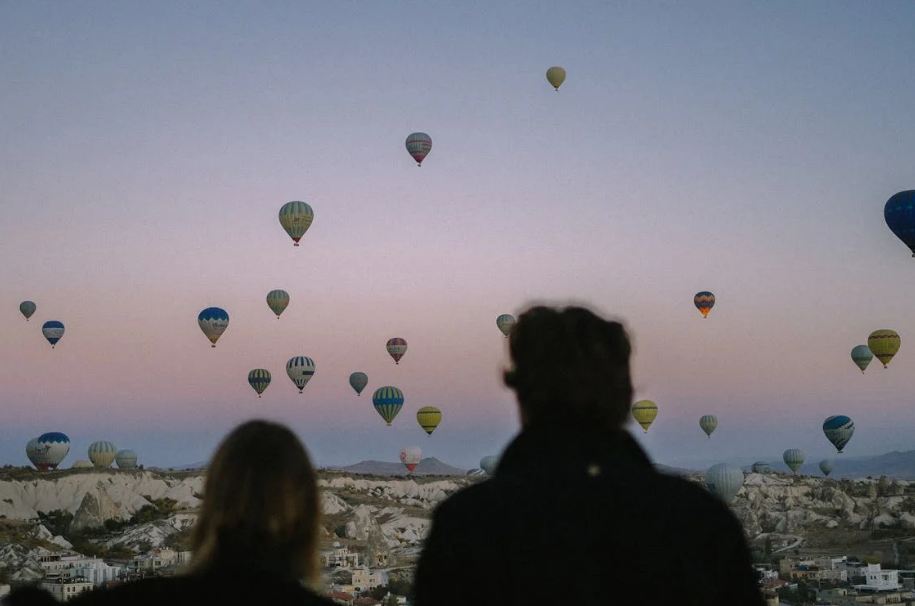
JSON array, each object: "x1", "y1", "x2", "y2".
[
  {"x1": 416, "y1": 406, "x2": 442, "y2": 435},
  {"x1": 386, "y1": 338, "x2": 408, "y2": 365},
  {"x1": 115, "y1": 450, "x2": 138, "y2": 470},
  {"x1": 631, "y1": 400, "x2": 658, "y2": 433},
  {"x1": 822, "y1": 415, "x2": 855, "y2": 453},
  {"x1": 480, "y1": 455, "x2": 499, "y2": 475},
  {"x1": 279, "y1": 201, "x2": 315, "y2": 247},
  {"x1": 405, "y1": 132, "x2": 432, "y2": 166},
  {"x1": 19, "y1": 301, "x2": 36, "y2": 321},
  {"x1": 372, "y1": 386, "x2": 404, "y2": 426},
  {"x1": 868, "y1": 329, "x2": 900, "y2": 368},
  {"x1": 699, "y1": 415, "x2": 718, "y2": 438},
  {"x1": 286, "y1": 357, "x2": 316, "y2": 393},
  {"x1": 247, "y1": 369, "x2": 271, "y2": 397},
  {"x1": 198, "y1": 308, "x2": 229, "y2": 347},
  {"x1": 349, "y1": 372, "x2": 368, "y2": 396},
  {"x1": 88, "y1": 441, "x2": 117, "y2": 468},
  {"x1": 496, "y1": 314, "x2": 516, "y2": 337},
  {"x1": 751, "y1": 462, "x2": 772, "y2": 474},
  {"x1": 266, "y1": 290, "x2": 290, "y2": 318},
  {"x1": 783, "y1": 449, "x2": 805, "y2": 474},
  {"x1": 42, "y1": 321, "x2": 65, "y2": 348},
  {"x1": 705, "y1": 464, "x2": 744, "y2": 503},
  {"x1": 694, "y1": 292, "x2": 715, "y2": 318}
]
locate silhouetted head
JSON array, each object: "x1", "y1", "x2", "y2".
[
  {"x1": 504, "y1": 306, "x2": 633, "y2": 431},
  {"x1": 190, "y1": 420, "x2": 319, "y2": 581}
]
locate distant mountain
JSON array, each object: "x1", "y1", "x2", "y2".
[
  {"x1": 331, "y1": 457, "x2": 467, "y2": 477},
  {"x1": 754, "y1": 450, "x2": 915, "y2": 480}
]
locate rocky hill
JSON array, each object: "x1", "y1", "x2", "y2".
[{"x1": 331, "y1": 457, "x2": 467, "y2": 477}]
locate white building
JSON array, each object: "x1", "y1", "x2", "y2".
[
  {"x1": 131, "y1": 548, "x2": 191, "y2": 571},
  {"x1": 324, "y1": 543, "x2": 360, "y2": 568},
  {"x1": 40, "y1": 577, "x2": 94, "y2": 602},
  {"x1": 40, "y1": 554, "x2": 121, "y2": 585},
  {"x1": 854, "y1": 564, "x2": 902, "y2": 592},
  {"x1": 73, "y1": 560, "x2": 123, "y2": 585},
  {"x1": 351, "y1": 567, "x2": 386, "y2": 591}
]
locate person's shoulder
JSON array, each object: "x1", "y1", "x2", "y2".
[
  {"x1": 69, "y1": 577, "x2": 183, "y2": 605},
  {"x1": 652, "y1": 471, "x2": 743, "y2": 530},
  {"x1": 433, "y1": 478, "x2": 499, "y2": 522}
]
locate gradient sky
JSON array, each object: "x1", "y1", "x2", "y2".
[{"x1": 2, "y1": 1, "x2": 915, "y2": 470}]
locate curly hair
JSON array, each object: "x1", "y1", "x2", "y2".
[{"x1": 503, "y1": 306, "x2": 633, "y2": 430}]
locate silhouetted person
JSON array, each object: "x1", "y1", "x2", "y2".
[
  {"x1": 414, "y1": 306, "x2": 764, "y2": 606},
  {"x1": 63, "y1": 420, "x2": 334, "y2": 605}
]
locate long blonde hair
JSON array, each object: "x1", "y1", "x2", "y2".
[{"x1": 190, "y1": 420, "x2": 320, "y2": 581}]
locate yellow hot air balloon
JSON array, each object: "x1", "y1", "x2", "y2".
[
  {"x1": 546, "y1": 66, "x2": 566, "y2": 91},
  {"x1": 868, "y1": 329, "x2": 901, "y2": 368},
  {"x1": 416, "y1": 406, "x2": 442, "y2": 435},
  {"x1": 631, "y1": 400, "x2": 658, "y2": 433}
]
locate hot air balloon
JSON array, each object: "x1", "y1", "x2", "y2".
[
  {"x1": 247, "y1": 369, "x2": 271, "y2": 398},
  {"x1": 631, "y1": 400, "x2": 658, "y2": 433},
  {"x1": 699, "y1": 415, "x2": 718, "y2": 438},
  {"x1": 496, "y1": 314, "x2": 516, "y2": 337},
  {"x1": 546, "y1": 66, "x2": 566, "y2": 91},
  {"x1": 279, "y1": 201, "x2": 315, "y2": 247},
  {"x1": 705, "y1": 464, "x2": 744, "y2": 503},
  {"x1": 783, "y1": 449, "x2": 805, "y2": 474},
  {"x1": 694, "y1": 292, "x2": 715, "y2": 318},
  {"x1": 266, "y1": 290, "x2": 290, "y2": 318},
  {"x1": 405, "y1": 132, "x2": 432, "y2": 166},
  {"x1": 25, "y1": 438, "x2": 41, "y2": 470},
  {"x1": 822, "y1": 415, "x2": 855, "y2": 453},
  {"x1": 751, "y1": 462, "x2": 772, "y2": 474},
  {"x1": 19, "y1": 301, "x2": 36, "y2": 321},
  {"x1": 286, "y1": 357, "x2": 316, "y2": 393},
  {"x1": 34, "y1": 432, "x2": 70, "y2": 470},
  {"x1": 197, "y1": 308, "x2": 228, "y2": 348},
  {"x1": 400, "y1": 446, "x2": 422, "y2": 473},
  {"x1": 884, "y1": 190, "x2": 915, "y2": 257},
  {"x1": 88, "y1": 441, "x2": 117, "y2": 468},
  {"x1": 417, "y1": 406, "x2": 442, "y2": 435},
  {"x1": 868, "y1": 330, "x2": 900, "y2": 368},
  {"x1": 41, "y1": 321, "x2": 65, "y2": 348},
  {"x1": 386, "y1": 338, "x2": 408, "y2": 365},
  {"x1": 372, "y1": 386, "x2": 404, "y2": 426},
  {"x1": 349, "y1": 372, "x2": 368, "y2": 396},
  {"x1": 115, "y1": 450, "x2": 138, "y2": 470},
  {"x1": 819, "y1": 459, "x2": 834, "y2": 477},
  {"x1": 851, "y1": 345, "x2": 873, "y2": 373},
  {"x1": 480, "y1": 455, "x2": 499, "y2": 475}
]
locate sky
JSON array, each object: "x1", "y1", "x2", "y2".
[{"x1": 2, "y1": 1, "x2": 915, "y2": 471}]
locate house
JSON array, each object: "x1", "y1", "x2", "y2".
[
  {"x1": 131, "y1": 548, "x2": 192, "y2": 572},
  {"x1": 324, "y1": 542, "x2": 360, "y2": 568},
  {"x1": 854, "y1": 564, "x2": 902, "y2": 592},
  {"x1": 40, "y1": 554, "x2": 123, "y2": 586},
  {"x1": 40, "y1": 577, "x2": 93, "y2": 602},
  {"x1": 352, "y1": 567, "x2": 386, "y2": 591}
]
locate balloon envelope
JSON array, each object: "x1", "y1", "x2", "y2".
[
  {"x1": 699, "y1": 415, "x2": 718, "y2": 438},
  {"x1": 349, "y1": 372, "x2": 368, "y2": 395},
  {"x1": 34, "y1": 432, "x2": 70, "y2": 470},
  {"x1": 25, "y1": 438, "x2": 41, "y2": 469},
  {"x1": 386, "y1": 338, "x2": 408, "y2": 365},
  {"x1": 279, "y1": 201, "x2": 315, "y2": 246},
  {"x1": 19, "y1": 301, "x2": 36, "y2": 321},
  {"x1": 868, "y1": 330, "x2": 900, "y2": 368},
  {"x1": 884, "y1": 190, "x2": 915, "y2": 256},
  {"x1": 405, "y1": 132, "x2": 432, "y2": 166},
  {"x1": 286, "y1": 357, "x2": 316, "y2": 393},
  {"x1": 705, "y1": 463, "x2": 744, "y2": 503},
  {"x1": 546, "y1": 66, "x2": 566, "y2": 90},
  {"x1": 822, "y1": 415, "x2": 855, "y2": 453},
  {"x1": 751, "y1": 462, "x2": 772, "y2": 474},
  {"x1": 372, "y1": 386, "x2": 404, "y2": 426},
  {"x1": 783, "y1": 449, "x2": 805, "y2": 474},
  {"x1": 399, "y1": 446, "x2": 422, "y2": 473},
  {"x1": 631, "y1": 400, "x2": 658, "y2": 432},
  {"x1": 88, "y1": 441, "x2": 117, "y2": 468},
  {"x1": 247, "y1": 369, "x2": 271, "y2": 397},
  {"x1": 496, "y1": 314, "x2": 516, "y2": 337},
  {"x1": 819, "y1": 459, "x2": 834, "y2": 477},
  {"x1": 694, "y1": 292, "x2": 715, "y2": 318},
  {"x1": 116, "y1": 449, "x2": 138, "y2": 470},
  {"x1": 416, "y1": 406, "x2": 442, "y2": 435},
  {"x1": 480, "y1": 455, "x2": 499, "y2": 475},
  {"x1": 197, "y1": 308, "x2": 228, "y2": 347},
  {"x1": 266, "y1": 290, "x2": 290, "y2": 318},
  {"x1": 851, "y1": 345, "x2": 873, "y2": 373},
  {"x1": 42, "y1": 321, "x2": 65, "y2": 348}
]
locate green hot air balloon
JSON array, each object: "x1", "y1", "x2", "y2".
[
  {"x1": 699, "y1": 415, "x2": 718, "y2": 438},
  {"x1": 248, "y1": 369, "x2": 271, "y2": 398},
  {"x1": 496, "y1": 314, "x2": 515, "y2": 337},
  {"x1": 279, "y1": 201, "x2": 314, "y2": 247},
  {"x1": 546, "y1": 66, "x2": 566, "y2": 91},
  {"x1": 266, "y1": 290, "x2": 290, "y2": 318},
  {"x1": 480, "y1": 455, "x2": 499, "y2": 475},
  {"x1": 19, "y1": 301, "x2": 36, "y2": 321},
  {"x1": 868, "y1": 330, "x2": 900, "y2": 368},
  {"x1": 349, "y1": 372, "x2": 368, "y2": 396},
  {"x1": 850, "y1": 345, "x2": 873, "y2": 373},
  {"x1": 819, "y1": 459, "x2": 834, "y2": 477},
  {"x1": 372, "y1": 386, "x2": 404, "y2": 426},
  {"x1": 783, "y1": 449, "x2": 805, "y2": 474},
  {"x1": 705, "y1": 463, "x2": 744, "y2": 503}
]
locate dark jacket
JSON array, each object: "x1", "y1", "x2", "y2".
[{"x1": 414, "y1": 427, "x2": 764, "y2": 606}]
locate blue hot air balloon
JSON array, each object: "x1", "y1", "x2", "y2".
[
  {"x1": 198, "y1": 307, "x2": 229, "y2": 347},
  {"x1": 822, "y1": 415, "x2": 855, "y2": 453},
  {"x1": 885, "y1": 190, "x2": 915, "y2": 257},
  {"x1": 41, "y1": 321, "x2": 65, "y2": 348},
  {"x1": 372, "y1": 386, "x2": 404, "y2": 426},
  {"x1": 34, "y1": 432, "x2": 70, "y2": 470}
]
